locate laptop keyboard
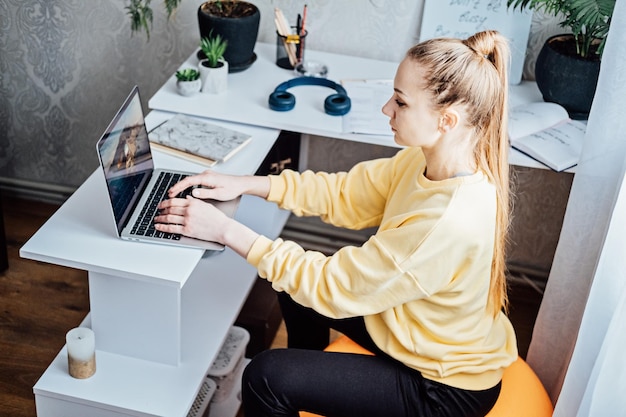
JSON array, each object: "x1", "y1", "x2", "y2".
[{"x1": 130, "y1": 172, "x2": 191, "y2": 240}]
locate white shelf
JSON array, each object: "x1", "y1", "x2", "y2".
[
  {"x1": 32, "y1": 198, "x2": 289, "y2": 416},
  {"x1": 24, "y1": 111, "x2": 285, "y2": 416}
]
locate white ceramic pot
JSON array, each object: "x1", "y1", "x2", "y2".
[
  {"x1": 198, "y1": 59, "x2": 228, "y2": 94},
  {"x1": 176, "y1": 79, "x2": 202, "y2": 96}
]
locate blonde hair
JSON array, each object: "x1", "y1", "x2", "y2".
[{"x1": 407, "y1": 30, "x2": 511, "y2": 316}]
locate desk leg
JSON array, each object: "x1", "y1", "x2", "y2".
[
  {"x1": 298, "y1": 133, "x2": 310, "y2": 172},
  {"x1": 88, "y1": 272, "x2": 182, "y2": 365}
]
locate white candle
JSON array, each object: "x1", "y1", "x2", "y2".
[{"x1": 66, "y1": 327, "x2": 96, "y2": 379}]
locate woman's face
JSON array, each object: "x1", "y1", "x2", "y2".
[{"x1": 382, "y1": 59, "x2": 441, "y2": 149}]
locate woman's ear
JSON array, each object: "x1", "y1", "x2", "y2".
[{"x1": 439, "y1": 109, "x2": 460, "y2": 133}]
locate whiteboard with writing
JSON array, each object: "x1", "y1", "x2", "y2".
[{"x1": 419, "y1": 0, "x2": 532, "y2": 84}]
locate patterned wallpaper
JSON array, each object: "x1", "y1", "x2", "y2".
[
  {"x1": 0, "y1": 0, "x2": 204, "y2": 197},
  {"x1": 0, "y1": 0, "x2": 561, "y2": 201}
]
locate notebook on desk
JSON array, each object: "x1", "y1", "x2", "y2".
[{"x1": 95, "y1": 85, "x2": 239, "y2": 251}]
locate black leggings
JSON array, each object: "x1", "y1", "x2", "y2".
[{"x1": 241, "y1": 293, "x2": 501, "y2": 417}]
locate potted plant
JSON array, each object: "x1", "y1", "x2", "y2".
[
  {"x1": 198, "y1": 33, "x2": 229, "y2": 94},
  {"x1": 197, "y1": 1, "x2": 261, "y2": 73},
  {"x1": 507, "y1": 0, "x2": 616, "y2": 119},
  {"x1": 175, "y1": 68, "x2": 201, "y2": 96},
  {"x1": 126, "y1": 0, "x2": 182, "y2": 40},
  {"x1": 126, "y1": 1, "x2": 260, "y2": 73}
]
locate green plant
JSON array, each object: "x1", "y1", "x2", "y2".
[
  {"x1": 175, "y1": 68, "x2": 200, "y2": 81},
  {"x1": 126, "y1": 0, "x2": 252, "y2": 40},
  {"x1": 507, "y1": 0, "x2": 616, "y2": 59},
  {"x1": 200, "y1": 32, "x2": 228, "y2": 68},
  {"x1": 126, "y1": 0, "x2": 182, "y2": 40}
]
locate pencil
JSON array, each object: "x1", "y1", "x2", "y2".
[
  {"x1": 301, "y1": 4, "x2": 308, "y2": 36},
  {"x1": 274, "y1": 8, "x2": 298, "y2": 66}
]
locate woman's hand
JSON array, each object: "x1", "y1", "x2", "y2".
[
  {"x1": 155, "y1": 196, "x2": 229, "y2": 243},
  {"x1": 167, "y1": 170, "x2": 270, "y2": 201},
  {"x1": 154, "y1": 196, "x2": 260, "y2": 258}
]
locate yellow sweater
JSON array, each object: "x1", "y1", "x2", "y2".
[{"x1": 247, "y1": 147, "x2": 517, "y2": 390}]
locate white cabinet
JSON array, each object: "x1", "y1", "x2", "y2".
[{"x1": 21, "y1": 117, "x2": 284, "y2": 417}]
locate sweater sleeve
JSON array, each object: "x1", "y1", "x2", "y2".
[
  {"x1": 248, "y1": 233, "x2": 428, "y2": 319},
  {"x1": 250, "y1": 148, "x2": 496, "y2": 320},
  {"x1": 246, "y1": 210, "x2": 467, "y2": 319},
  {"x1": 266, "y1": 155, "x2": 396, "y2": 230}
]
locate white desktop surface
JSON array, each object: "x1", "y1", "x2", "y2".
[
  {"x1": 20, "y1": 114, "x2": 280, "y2": 288},
  {"x1": 150, "y1": 42, "x2": 560, "y2": 171},
  {"x1": 150, "y1": 43, "x2": 399, "y2": 147}
]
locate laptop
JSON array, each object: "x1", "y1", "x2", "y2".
[{"x1": 95, "y1": 86, "x2": 239, "y2": 251}]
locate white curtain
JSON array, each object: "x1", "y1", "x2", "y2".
[{"x1": 526, "y1": 0, "x2": 626, "y2": 414}]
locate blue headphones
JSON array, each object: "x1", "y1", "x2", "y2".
[{"x1": 268, "y1": 77, "x2": 351, "y2": 116}]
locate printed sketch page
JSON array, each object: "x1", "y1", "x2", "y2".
[
  {"x1": 509, "y1": 101, "x2": 570, "y2": 140},
  {"x1": 511, "y1": 119, "x2": 586, "y2": 171},
  {"x1": 342, "y1": 79, "x2": 394, "y2": 136}
]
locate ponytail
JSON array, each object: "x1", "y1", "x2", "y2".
[{"x1": 407, "y1": 30, "x2": 512, "y2": 316}]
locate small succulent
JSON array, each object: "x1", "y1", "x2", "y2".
[
  {"x1": 175, "y1": 68, "x2": 200, "y2": 81},
  {"x1": 200, "y1": 32, "x2": 228, "y2": 68}
]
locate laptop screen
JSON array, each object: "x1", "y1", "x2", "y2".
[{"x1": 96, "y1": 86, "x2": 154, "y2": 234}]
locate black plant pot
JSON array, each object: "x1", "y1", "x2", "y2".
[
  {"x1": 535, "y1": 34, "x2": 601, "y2": 120},
  {"x1": 198, "y1": 1, "x2": 260, "y2": 73}
]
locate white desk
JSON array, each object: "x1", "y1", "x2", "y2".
[
  {"x1": 21, "y1": 116, "x2": 285, "y2": 417},
  {"x1": 149, "y1": 42, "x2": 550, "y2": 169},
  {"x1": 23, "y1": 41, "x2": 557, "y2": 417}
]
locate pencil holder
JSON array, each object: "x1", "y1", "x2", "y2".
[{"x1": 276, "y1": 28, "x2": 307, "y2": 70}]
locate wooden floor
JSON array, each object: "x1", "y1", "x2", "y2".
[
  {"x1": 0, "y1": 196, "x2": 90, "y2": 417},
  {"x1": 0, "y1": 195, "x2": 543, "y2": 417}
]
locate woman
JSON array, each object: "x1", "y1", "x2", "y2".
[{"x1": 155, "y1": 29, "x2": 517, "y2": 417}]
